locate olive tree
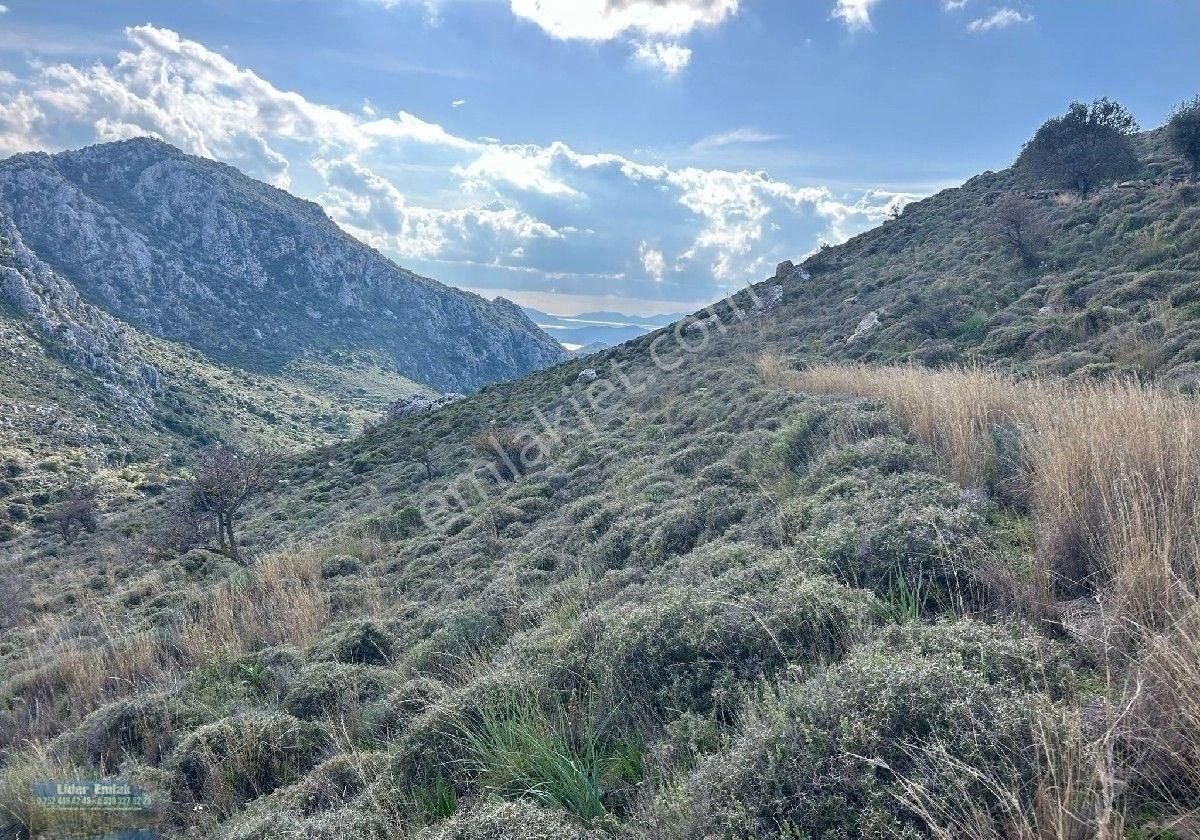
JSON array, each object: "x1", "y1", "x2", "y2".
[
  {"x1": 1018, "y1": 98, "x2": 1139, "y2": 196},
  {"x1": 1167, "y1": 95, "x2": 1200, "y2": 180}
]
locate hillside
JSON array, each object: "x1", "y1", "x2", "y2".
[
  {"x1": 0, "y1": 208, "x2": 435, "y2": 539},
  {"x1": 0, "y1": 139, "x2": 568, "y2": 538},
  {"x1": 1, "y1": 121, "x2": 1199, "y2": 839},
  {"x1": 0, "y1": 138, "x2": 566, "y2": 393}
]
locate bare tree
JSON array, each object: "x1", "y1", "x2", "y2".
[
  {"x1": 986, "y1": 194, "x2": 1052, "y2": 269},
  {"x1": 411, "y1": 451, "x2": 435, "y2": 481},
  {"x1": 42, "y1": 484, "x2": 99, "y2": 545},
  {"x1": 185, "y1": 444, "x2": 278, "y2": 564}
]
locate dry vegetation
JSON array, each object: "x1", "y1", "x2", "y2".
[
  {"x1": 775, "y1": 360, "x2": 1200, "y2": 627},
  {"x1": 765, "y1": 355, "x2": 1200, "y2": 836},
  {"x1": 1, "y1": 112, "x2": 1199, "y2": 839}
]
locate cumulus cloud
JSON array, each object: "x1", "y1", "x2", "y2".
[
  {"x1": 942, "y1": 0, "x2": 969, "y2": 9},
  {"x1": 315, "y1": 156, "x2": 562, "y2": 262},
  {"x1": 831, "y1": 0, "x2": 883, "y2": 31},
  {"x1": 0, "y1": 23, "x2": 922, "y2": 309},
  {"x1": 632, "y1": 40, "x2": 692, "y2": 74},
  {"x1": 0, "y1": 93, "x2": 44, "y2": 157},
  {"x1": 508, "y1": 0, "x2": 735, "y2": 74},
  {"x1": 640, "y1": 242, "x2": 666, "y2": 281},
  {"x1": 967, "y1": 8, "x2": 1033, "y2": 32},
  {"x1": 509, "y1": 0, "x2": 738, "y2": 41}
]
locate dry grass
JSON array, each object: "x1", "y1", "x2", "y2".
[
  {"x1": 762, "y1": 355, "x2": 1200, "y2": 830},
  {"x1": 762, "y1": 357, "x2": 1200, "y2": 629},
  {"x1": 2, "y1": 545, "x2": 332, "y2": 746},
  {"x1": 890, "y1": 702, "x2": 1130, "y2": 840}
]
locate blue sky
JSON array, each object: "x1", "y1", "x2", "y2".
[{"x1": 0, "y1": 1, "x2": 1195, "y2": 315}]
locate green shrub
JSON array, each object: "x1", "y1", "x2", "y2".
[
  {"x1": 308, "y1": 620, "x2": 399, "y2": 665},
  {"x1": 170, "y1": 712, "x2": 332, "y2": 812},
  {"x1": 797, "y1": 471, "x2": 986, "y2": 611},
  {"x1": 869, "y1": 619, "x2": 1078, "y2": 697},
  {"x1": 657, "y1": 650, "x2": 1036, "y2": 839},
  {"x1": 282, "y1": 662, "x2": 399, "y2": 722},
  {"x1": 420, "y1": 799, "x2": 601, "y2": 839},
  {"x1": 57, "y1": 691, "x2": 214, "y2": 772},
  {"x1": 361, "y1": 676, "x2": 449, "y2": 744},
  {"x1": 359, "y1": 505, "x2": 422, "y2": 542},
  {"x1": 594, "y1": 568, "x2": 875, "y2": 721}
]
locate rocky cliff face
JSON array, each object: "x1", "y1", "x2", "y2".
[
  {"x1": 0, "y1": 211, "x2": 158, "y2": 422},
  {"x1": 0, "y1": 138, "x2": 566, "y2": 392}
]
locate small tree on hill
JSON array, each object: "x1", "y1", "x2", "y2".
[
  {"x1": 1167, "y1": 95, "x2": 1200, "y2": 180},
  {"x1": 184, "y1": 444, "x2": 277, "y2": 564},
  {"x1": 42, "y1": 484, "x2": 99, "y2": 545},
  {"x1": 1018, "y1": 98, "x2": 1140, "y2": 196},
  {"x1": 986, "y1": 194, "x2": 1052, "y2": 269}
]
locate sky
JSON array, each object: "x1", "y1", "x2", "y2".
[{"x1": 0, "y1": 1, "x2": 1196, "y2": 315}]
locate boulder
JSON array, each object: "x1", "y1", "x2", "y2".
[
  {"x1": 847, "y1": 310, "x2": 881, "y2": 343},
  {"x1": 576, "y1": 368, "x2": 598, "y2": 383},
  {"x1": 755, "y1": 284, "x2": 784, "y2": 312},
  {"x1": 383, "y1": 391, "x2": 463, "y2": 421}
]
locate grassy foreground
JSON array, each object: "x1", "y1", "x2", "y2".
[{"x1": 3, "y1": 355, "x2": 1198, "y2": 838}]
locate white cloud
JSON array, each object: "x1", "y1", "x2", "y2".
[
  {"x1": 508, "y1": 0, "x2": 735, "y2": 74},
  {"x1": 0, "y1": 23, "x2": 924, "y2": 309},
  {"x1": 632, "y1": 40, "x2": 692, "y2": 74},
  {"x1": 831, "y1": 0, "x2": 883, "y2": 31},
  {"x1": 0, "y1": 93, "x2": 44, "y2": 157},
  {"x1": 509, "y1": 0, "x2": 738, "y2": 41},
  {"x1": 454, "y1": 143, "x2": 581, "y2": 197},
  {"x1": 640, "y1": 242, "x2": 666, "y2": 281},
  {"x1": 0, "y1": 5, "x2": 8, "y2": 13},
  {"x1": 967, "y1": 8, "x2": 1033, "y2": 31},
  {"x1": 691, "y1": 127, "x2": 784, "y2": 151},
  {"x1": 22, "y1": 24, "x2": 476, "y2": 187},
  {"x1": 451, "y1": 98, "x2": 466, "y2": 107},
  {"x1": 315, "y1": 156, "x2": 562, "y2": 261},
  {"x1": 941, "y1": 0, "x2": 969, "y2": 9}
]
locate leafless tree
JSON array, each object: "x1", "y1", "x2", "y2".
[
  {"x1": 185, "y1": 444, "x2": 278, "y2": 564},
  {"x1": 987, "y1": 194, "x2": 1052, "y2": 269},
  {"x1": 42, "y1": 484, "x2": 99, "y2": 545},
  {"x1": 411, "y1": 451, "x2": 435, "y2": 481}
]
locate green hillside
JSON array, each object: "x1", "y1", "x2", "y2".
[{"x1": 1, "y1": 117, "x2": 1199, "y2": 839}]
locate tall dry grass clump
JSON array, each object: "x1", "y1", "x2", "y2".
[
  {"x1": 779, "y1": 360, "x2": 1024, "y2": 488},
  {"x1": 762, "y1": 356, "x2": 1200, "y2": 628},
  {"x1": 891, "y1": 702, "x2": 1131, "y2": 840},
  {"x1": 1, "y1": 544, "x2": 332, "y2": 746}
]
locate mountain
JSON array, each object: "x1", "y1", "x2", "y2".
[
  {"x1": 2, "y1": 121, "x2": 1200, "y2": 839},
  {"x1": 0, "y1": 207, "x2": 437, "y2": 536},
  {"x1": 0, "y1": 138, "x2": 566, "y2": 394},
  {"x1": 522, "y1": 306, "x2": 689, "y2": 349}
]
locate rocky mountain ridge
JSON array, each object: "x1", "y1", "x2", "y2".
[
  {"x1": 0, "y1": 211, "x2": 159, "y2": 423},
  {"x1": 0, "y1": 137, "x2": 566, "y2": 393}
]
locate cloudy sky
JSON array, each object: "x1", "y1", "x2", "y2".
[{"x1": 0, "y1": 1, "x2": 1195, "y2": 315}]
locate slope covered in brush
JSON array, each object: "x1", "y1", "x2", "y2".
[
  {"x1": 1, "y1": 112, "x2": 1199, "y2": 839},
  {"x1": 774, "y1": 129, "x2": 1199, "y2": 386}
]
